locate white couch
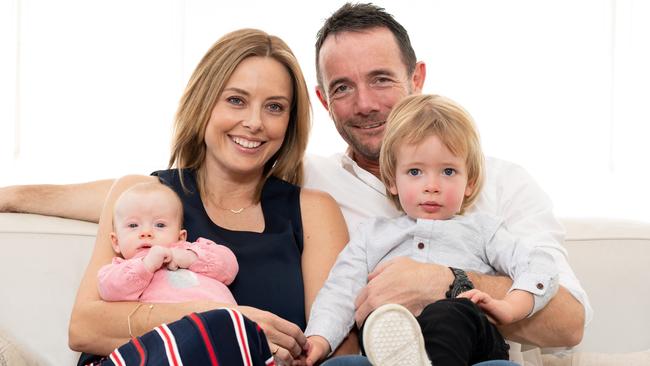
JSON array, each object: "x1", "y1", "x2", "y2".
[{"x1": 0, "y1": 213, "x2": 649, "y2": 365}]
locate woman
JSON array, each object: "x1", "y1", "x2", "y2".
[{"x1": 68, "y1": 28, "x2": 351, "y2": 365}]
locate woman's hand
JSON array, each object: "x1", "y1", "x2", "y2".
[{"x1": 237, "y1": 305, "x2": 307, "y2": 364}]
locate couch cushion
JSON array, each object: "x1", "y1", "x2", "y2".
[{"x1": 541, "y1": 349, "x2": 650, "y2": 366}]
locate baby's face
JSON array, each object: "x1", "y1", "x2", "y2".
[
  {"x1": 389, "y1": 134, "x2": 473, "y2": 220},
  {"x1": 112, "y1": 189, "x2": 184, "y2": 259}
]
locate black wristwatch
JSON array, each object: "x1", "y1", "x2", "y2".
[{"x1": 445, "y1": 267, "x2": 475, "y2": 298}]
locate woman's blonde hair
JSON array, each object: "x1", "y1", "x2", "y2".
[
  {"x1": 379, "y1": 94, "x2": 484, "y2": 214},
  {"x1": 168, "y1": 28, "x2": 311, "y2": 198}
]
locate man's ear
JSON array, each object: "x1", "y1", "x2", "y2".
[
  {"x1": 315, "y1": 86, "x2": 329, "y2": 111},
  {"x1": 178, "y1": 229, "x2": 188, "y2": 242},
  {"x1": 110, "y1": 232, "x2": 121, "y2": 254},
  {"x1": 411, "y1": 61, "x2": 426, "y2": 93}
]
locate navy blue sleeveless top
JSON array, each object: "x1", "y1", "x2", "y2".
[{"x1": 152, "y1": 169, "x2": 306, "y2": 330}]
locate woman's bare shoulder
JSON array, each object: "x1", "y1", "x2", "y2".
[
  {"x1": 299, "y1": 187, "x2": 338, "y2": 208},
  {"x1": 299, "y1": 187, "x2": 347, "y2": 240}
]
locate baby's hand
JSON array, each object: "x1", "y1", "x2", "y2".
[
  {"x1": 458, "y1": 289, "x2": 515, "y2": 325},
  {"x1": 304, "y1": 336, "x2": 331, "y2": 366},
  {"x1": 167, "y1": 248, "x2": 198, "y2": 270},
  {"x1": 142, "y1": 246, "x2": 172, "y2": 273}
]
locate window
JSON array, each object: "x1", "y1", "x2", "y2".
[{"x1": 2, "y1": 0, "x2": 648, "y2": 220}]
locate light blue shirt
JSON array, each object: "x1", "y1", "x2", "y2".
[{"x1": 305, "y1": 212, "x2": 559, "y2": 351}]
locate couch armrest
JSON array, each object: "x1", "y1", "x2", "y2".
[{"x1": 0, "y1": 213, "x2": 97, "y2": 365}]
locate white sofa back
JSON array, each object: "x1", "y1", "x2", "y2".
[
  {"x1": 1, "y1": 213, "x2": 649, "y2": 365},
  {"x1": 562, "y1": 218, "x2": 650, "y2": 353}
]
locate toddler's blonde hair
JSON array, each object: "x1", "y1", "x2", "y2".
[{"x1": 379, "y1": 94, "x2": 484, "y2": 213}]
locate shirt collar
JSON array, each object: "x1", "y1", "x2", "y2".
[{"x1": 340, "y1": 150, "x2": 388, "y2": 196}]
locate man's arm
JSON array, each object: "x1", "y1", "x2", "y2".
[
  {"x1": 0, "y1": 179, "x2": 114, "y2": 222},
  {"x1": 354, "y1": 258, "x2": 584, "y2": 348}
]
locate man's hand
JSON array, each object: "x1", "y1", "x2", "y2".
[
  {"x1": 142, "y1": 246, "x2": 172, "y2": 272},
  {"x1": 353, "y1": 257, "x2": 454, "y2": 326}
]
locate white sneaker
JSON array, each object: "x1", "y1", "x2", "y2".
[{"x1": 362, "y1": 304, "x2": 431, "y2": 366}]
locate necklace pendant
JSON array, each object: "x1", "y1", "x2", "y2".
[{"x1": 229, "y1": 207, "x2": 245, "y2": 214}]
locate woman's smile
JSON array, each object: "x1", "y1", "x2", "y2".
[{"x1": 230, "y1": 135, "x2": 264, "y2": 149}]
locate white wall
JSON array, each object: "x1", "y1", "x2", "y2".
[{"x1": 1, "y1": 0, "x2": 648, "y2": 221}]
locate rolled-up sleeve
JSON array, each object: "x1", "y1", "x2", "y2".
[
  {"x1": 485, "y1": 221, "x2": 559, "y2": 316},
  {"x1": 509, "y1": 248, "x2": 559, "y2": 316}
]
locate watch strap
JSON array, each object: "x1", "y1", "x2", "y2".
[{"x1": 445, "y1": 267, "x2": 475, "y2": 299}]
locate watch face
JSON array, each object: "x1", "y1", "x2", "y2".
[
  {"x1": 460, "y1": 284, "x2": 474, "y2": 292},
  {"x1": 448, "y1": 268, "x2": 474, "y2": 298}
]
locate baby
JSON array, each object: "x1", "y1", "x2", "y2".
[
  {"x1": 98, "y1": 182, "x2": 238, "y2": 304},
  {"x1": 304, "y1": 94, "x2": 559, "y2": 366}
]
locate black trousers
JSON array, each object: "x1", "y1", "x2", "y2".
[{"x1": 361, "y1": 298, "x2": 509, "y2": 366}]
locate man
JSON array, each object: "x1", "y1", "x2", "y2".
[
  {"x1": 0, "y1": 1, "x2": 589, "y2": 359},
  {"x1": 303, "y1": 2, "x2": 590, "y2": 351}
]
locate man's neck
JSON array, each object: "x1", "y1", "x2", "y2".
[{"x1": 351, "y1": 151, "x2": 381, "y2": 178}]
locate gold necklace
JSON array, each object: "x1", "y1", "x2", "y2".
[
  {"x1": 214, "y1": 201, "x2": 257, "y2": 214},
  {"x1": 203, "y1": 180, "x2": 257, "y2": 214}
]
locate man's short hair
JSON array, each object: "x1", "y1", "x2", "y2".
[
  {"x1": 379, "y1": 94, "x2": 485, "y2": 213},
  {"x1": 315, "y1": 2, "x2": 417, "y2": 88}
]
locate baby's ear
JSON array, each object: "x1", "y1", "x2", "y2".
[
  {"x1": 109, "y1": 232, "x2": 121, "y2": 254},
  {"x1": 178, "y1": 229, "x2": 188, "y2": 242}
]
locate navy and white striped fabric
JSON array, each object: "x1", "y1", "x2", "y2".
[{"x1": 87, "y1": 308, "x2": 274, "y2": 366}]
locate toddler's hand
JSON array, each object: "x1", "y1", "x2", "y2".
[
  {"x1": 305, "y1": 335, "x2": 331, "y2": 366},
  {"x1": 142, "y1": 246, "x2": 172, "y2": 272},
  {"x1": 458, "y1": 289, "x2": 515, "y2": 325}
]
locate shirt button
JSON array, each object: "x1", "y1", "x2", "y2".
[
  {"x1": 417, "y1": 242, "x2": 425, "y2": 249},
  {"x1": 536, "y1": 283, "x2": 544, "y2": 290}
]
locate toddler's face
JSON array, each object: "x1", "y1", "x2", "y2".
[
  {"x1": 112, "y1": 190, "x2": 184, "y2": 259},
  {"x1": 389, "y1": 134, "x2": 473, "y2": 220}
]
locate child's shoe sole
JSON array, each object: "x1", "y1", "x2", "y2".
[{"x1": 362, "y1": 303, "x2": 431, "y2": 366}]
